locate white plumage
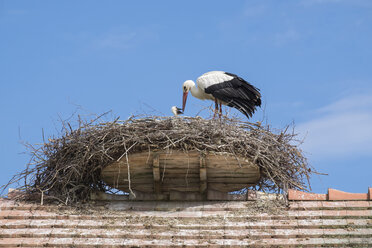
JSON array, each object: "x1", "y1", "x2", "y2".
[
  {"x1": 197, "y1": 71, "x2": 234, "y2": 89},
  {"x1": 171, "y1": 106, "x2": 183, "y2": 116},
  {"x1": 182, "y1": 71, "x2": 261, "y2": 118}
]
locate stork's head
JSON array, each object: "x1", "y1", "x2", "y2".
[{"x1": 182, "y1": 80, "x2": 194, "y2": 112}]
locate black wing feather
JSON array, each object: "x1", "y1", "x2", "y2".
[{"x1": 204, "y1": 72, "x2": 261, "y2": 118}]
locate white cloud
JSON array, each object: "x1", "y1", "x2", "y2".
[
  {"x1": 302, "y1": 0, "x2": 343, "y2": 4},
  {"x1": 92, "y1": 32, "x2": 137, "y2": 50},
  {"x1": 318, "y1": 94, "x2": 372, "y2": 113},
  {"x1": 90, "y1": 27, "x2": 159, "y2": 51},
  {"x1": 300, "y1": 0, "x2": 372, "y2": 7},
  {"x1": 63, "y1": 26, "x2": 158, "y2": 51},
  {"x1": 6, "y1": 9, "x2": 28, "y2": 15},
  {"x1": 297, "y1": 93, "x2": 372, "y2": 159},
  {"x1": 273, "y1": 29, "x2": 300, "y2": 46},
  {"x1": 243, "y1": 3, "x2": 267, "y2": 18}
]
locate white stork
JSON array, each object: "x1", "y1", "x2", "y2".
[
  {"x1": 171, "y1": 106, "x2": 183, "y2": 116},
  {"x1": 182, "y1": 71, "x2": 261, "y2": 118}
]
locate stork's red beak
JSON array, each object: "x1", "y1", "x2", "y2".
[{"x1": 182, "y1": 91, "x2": 188, "y2": 112}]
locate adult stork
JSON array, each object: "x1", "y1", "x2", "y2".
[{"x1": 182, "y1": 71, "x2": 261, "y2": 118}]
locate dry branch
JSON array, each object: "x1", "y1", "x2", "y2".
[{"x1": 1, "y1": 114, "x2": 315, "y2": 205}]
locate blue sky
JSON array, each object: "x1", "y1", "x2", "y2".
[{"x1": 1, "y1": 0, "x2": 371, "y2": 194}]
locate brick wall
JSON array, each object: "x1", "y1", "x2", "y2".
[{"x1": 0, "y1": 189, "x2": 371, "y2": 247}]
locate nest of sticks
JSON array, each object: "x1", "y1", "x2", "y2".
[{"x1": 3, "y1": 114, "x2": 315, "y2": 205}]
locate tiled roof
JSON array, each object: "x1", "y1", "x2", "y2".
[{"x1": 0, "y1": 189, "x2": 371, "y2": 247}]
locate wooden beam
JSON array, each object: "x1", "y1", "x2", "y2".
[
  {"x1": 207, "y1": 189, "x2": 247, "y2": 201},
  {"x1": 169, "y1": 191, "x2": 204, "y2": 201},
  {"x1": 90, "y1": 191, "x2": 129, "y2": 201},
  {"x1": 130, "y1": 190, "x2": 167, "y2": 201},
  {"x1": 152, "y1": 153, "x2": 161, "y2": 198},
  {"x1": 199, "y1": 153, "x2": 207, "y2": 195}
]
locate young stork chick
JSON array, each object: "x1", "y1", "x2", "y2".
[{"x1": 171, "y1": 106, "x2": 183, "y2": 116}]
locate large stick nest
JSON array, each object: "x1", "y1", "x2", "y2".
[{"x1": 3, "y1": 115, "x2": 314, "y2": 205}]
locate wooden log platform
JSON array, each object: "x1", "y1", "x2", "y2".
[{"x1": 100, "y1": 150, "x2": 260, "y2": 200}]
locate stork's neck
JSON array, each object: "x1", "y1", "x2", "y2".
[{"x1": 189, "y1": 81, "x2": 205, "y2": 100}]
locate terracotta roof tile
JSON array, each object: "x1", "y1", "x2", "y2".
[{"x1": 288, "y1": 188, "x2": 372, "y2": 201}]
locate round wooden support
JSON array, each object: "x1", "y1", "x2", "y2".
[{"x1": 100, "y1": 150, "x2": 260, "y2": 196}]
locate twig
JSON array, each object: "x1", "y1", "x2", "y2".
[{"x1": 0, "y1": 114, "x2": 317, "y2": 205}]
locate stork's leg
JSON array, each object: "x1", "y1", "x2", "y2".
[
  {"x1": 219, "y1": 102, "x2": 222, "y2": 118},
  {"x1": 213, "y1": 99, "x2": 219, "y2": 118}
]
